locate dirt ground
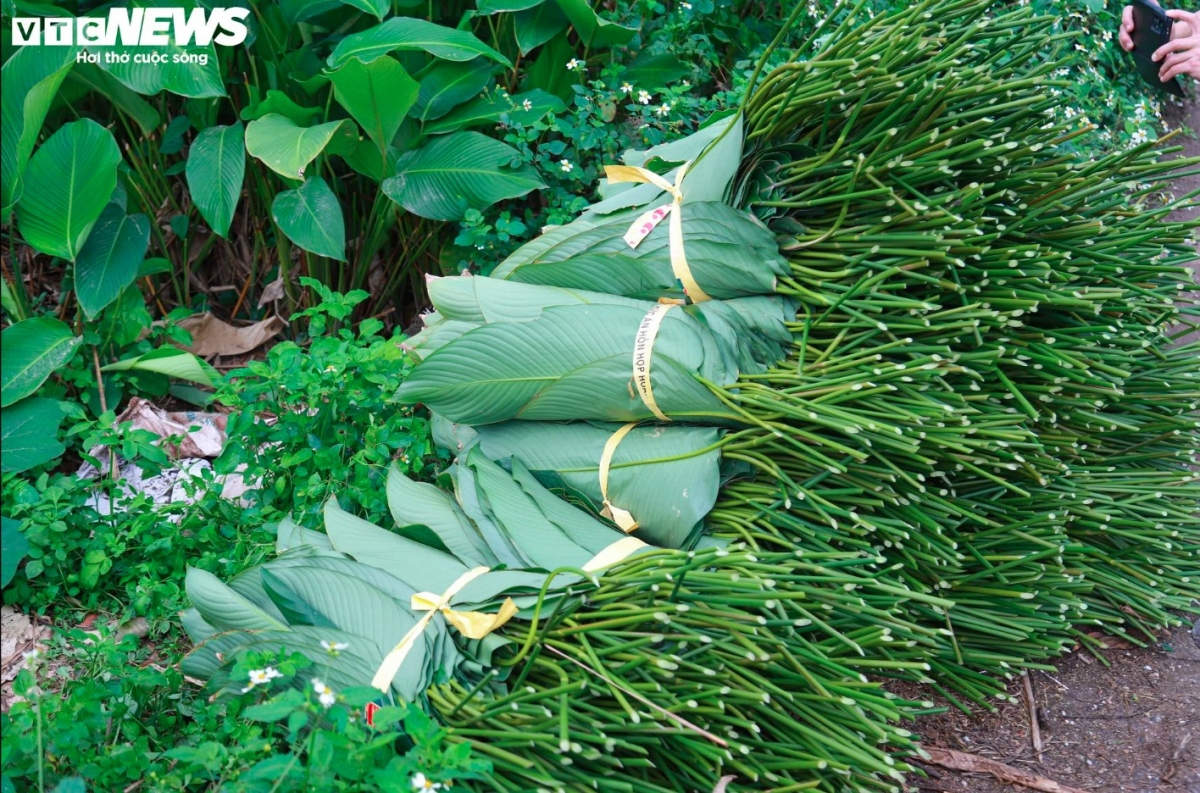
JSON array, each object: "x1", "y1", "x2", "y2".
[
  {"x1": 903, "y1": 96, "x2": 1200, "y2": 793},
  {"x1": 904, "y1": 622, "x2": 1200, "y2": 792}
]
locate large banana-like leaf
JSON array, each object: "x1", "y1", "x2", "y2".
[
  {"x1": 186, "y1": 567, "x2": 290, "y2": 632},
  {"x1": 245, "y1": 115, "x2": 347, "y2": 180},
  {"x1": 186, "y1": 123, "x2": 245, "y2": 238},
  {"x1": 328, "y1": 56, "x2": 419, "y2": 158},
  {"x1": 74, "y1": 203, "x2": 150, "y2": 318},
  {"x1": 386, "y1": 466, "x2": 497, "y2": 567},
  {"x1": 396, "y1": 304, "x2": 736, "y2": 425},
  {"x1": 327, "y1": 18, "x2": 511, "y2": 69},
  {"x1": 1, "y1": 43, "x2": 77, "y2": 220},
  {"x1": 491, "y1": 201, "x2": 786, "y2": 300},
  {"x1": 16, "y1": 120, "x2": 120, "y2": 261},
  {"x1": 272, "y1": 177, "x2": 346, "y2": 260},
  {"x1": 449, "y1": 419, "x2": 728, "y2": 548},
  {"x1": 1, "y1": 318, "x2": 81, "y2": 407},
  {"x1": 382, "y1": 132, "x2": 545, "y2": 221}
]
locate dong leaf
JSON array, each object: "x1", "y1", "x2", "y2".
[
  {"x1": 514, "y1": 1, "x2": 568, "y2": 54},
  {"x1": 0, "y1": 397, "x2": 67, "y2": 474},
  {"x1": 186, "y1": 123, "x2": 246, "y2": 238},
  {"x1": 554, "y1": 0, "x2": 637, "y2": 48},
  {"x1": 186, "y1": 567, "x2": 290, "y2": 631},
  {"x1": 16, "y1": 120, "x2": 120, "y2": 261},
  {"x1": 1, "y1": 516, "x2": 31, "y2": 587},
  {"x1": 1, "y1": 318, "x2": 81, "y2": 407},
  {"x1": 336, "y1": 0, "x2": 389, "y2": 19},
  {"x1": 1, "y1": 43, "x2": 77, "y2": 220},
  {"x1": 382, "y1": 132, "x2": 544, "y2": 221},
  {"x1": 245, "y1": 114, "x2": 347, "y2": 180},
  {"x1": 272, "y1": 177, "x2": 346, "y2": 260},
  {"x1": 74, "y1": 203, "x2": 150, "y2": 318},
  {"x1": 101, "y1": 348, "x2": 218, "y2": 387},
  {"x1": 386, "y1": 465, "x2": 497, "y2": 567},
  {"x1": 413, "y1": 60, "x2": 494, "y2": 123},
  {"x1": 423, "y1": 89, "x2": 564, "y2": 135},
  {"x1": 328, "y1": 18, "x2": 511, "y2": 69},
  {"x1": 328, "y1": 56, "x2": 419, "y2": 156},
  {"x1": 67, "y1": 63, "x2": 161, "y2": 133}
]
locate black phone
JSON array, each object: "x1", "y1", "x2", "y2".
[{"x1": 1130, "y1": 0, "x2": 1186, "y2": 97}]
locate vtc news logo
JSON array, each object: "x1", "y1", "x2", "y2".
[{"x1": 12, "y1": 7, "x2": 250, "y2": 47}]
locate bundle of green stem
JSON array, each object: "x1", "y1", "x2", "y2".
[
  {"x1": 185, "y1": 459, "x2": 935, "y2": 792},
  {"x1": 705, "y1": 0, "x2": 1200, "y2": 706},
  {"x1": 404, "y1": 0, "x2": 1200, "y2": 710}
]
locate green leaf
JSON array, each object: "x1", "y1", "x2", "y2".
[
  {"x1": 514, "y1": 1, "x2": 568, "y2": 54},
  {"x1": 553, "y1": 0, "x2": 637, "y2": 47},
  {"x1": 67, "y1": 63, "x2": 161, "y2": 133},
  {"x1": 322, "y1": 500, "x2": 471, "y2": 594},
  {"x1": 239, "y1": 90, "x2": 322, "y2": 127},
  {"x1": 1, "y1": 43, "x2": 77, "y2": 220},
  {"x1": 101, "y1": 348, "x2": 218, "y2": 387},
  {"x1": 50, "y1": 778, "x2": 86, "y2": 793},
  {"x1": 423, "y1": 89, "x2": 564, "y2": 135},
  {"x1": 413, "y1": 60, "x2": 495, "y2": 123},
  {"x1": 328, "y1": 56, "x2": 419, "y2": 157},
  {"x1": 518, "y1": 30, "x2": 575, "y2": 100},
  {"x1": 87, "y1": 2, "x2": 224, "y2": 100},
  {"x1": 74, "y1": 203, "x2": 151, "y2": 318},
  {"x1": 0, "y1": 318, "x2": 81, "y2": 407},
  {"x1": 386, "y1": 465, "x2": 496, "y2": 567},
  {"x1": 327, "y1": 18, "x2": 511, "y2": 70},
  {"x1": 382, "y1": 132, "x2": 544, "y2": 221},
  {"x1": 0, "y1": 398, "x2": 66, "y2": 474},
  {"x1": 1, "y1": 516, "x2": 31, "y2": 587},
  {"x1": 337, "y1": 0, "x2": 389, "y2": 19},
  {"x1": 478, "y1": 0, "x2": 544, "y2": 11},
  {"x1": 623, "y1": 50, "x2": 691, "y2": 92},
  {"x1": 186, "y1": 123, "x2": 246, "y2": 238},
  {"x1": 186, "y1": 567, "x2": 290, "y2": 631},
  {"x1": 16, "y1": 119, "x2": 120, "y2": 261},
  {"x1": 272, "y1": 177, "x2": 346, "y2": 261},
  {"x1": 245, "y1": 114, "x2": 347, "y2": 180}
]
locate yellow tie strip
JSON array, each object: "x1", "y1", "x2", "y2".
[
  {"x1": 598, "y1": 422, "x2": 639, "y2": 532},
  {"x1": 371, "y1": 566, "x2": 517, "y2": 692},
  {"x1": 603, "y1": 161, "x2": 713, "y2": 303},
  {"x1": 632, "y1": 303, "x2": 675, "y2": 422},
  {"x1": 581, "y1": 536, "x2": 648, "y2": 573}
]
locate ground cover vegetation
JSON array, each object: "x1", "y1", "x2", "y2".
[{"x1": 0, "y1": 0, "x2": 1196, "y2": 791}]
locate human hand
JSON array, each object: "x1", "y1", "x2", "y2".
[
  {"x1": 1120, "y1": 2, "x2": 1195, "y2": 52},
  {"x1": 1153, "y1": 9, "x2": 1200, "y2": 80}
]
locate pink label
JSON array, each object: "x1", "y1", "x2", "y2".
[{"x1": 623, "y1": 203, "x2": 672, "y2": 249}]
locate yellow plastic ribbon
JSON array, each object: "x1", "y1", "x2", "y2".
[
  {"x1": 632, "y1": 303, "x2": 675, "y2": 422},
  {"x1": 582, "y1": 536, "x2": 648, "y2": 573},
  {"x1": 604, "y1": 161, "x2": 712, "y2": 303},
  {"x1": 598, "y1": 422, "x2": 639, "y2": 532},
  {"x1": 371, "y1": 566, "x2": 517, "y2": 692}
]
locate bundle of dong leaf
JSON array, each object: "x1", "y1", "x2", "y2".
[
  {"x1": 397, "y1": 0, "x2": 1200, "y2": 706},
  {"x1": 185, "y1": 0, "x2": 1199, "y2": 789},
  {"x1": 185, "y1": 457, "x2": 934, "y2": 791}
]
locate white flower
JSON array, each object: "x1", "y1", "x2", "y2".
[
  {"x1": 681, "y1": 1, "x2": 692, "y2": 8},
  {"x1": 411, "y1": 773, "x2": 441, "y2": 791},
  {"x1": 620, "y1": 82, "x2": 634, "y2": 94},
  {"x1": 242, "y1": 667, "x2": 283, "y2": 693},
  {"x1": 522, "y1": 99, "x2": 533, "y2": 111},
  {"x1": 560, "y1": 159, "x2": 573, "y2": 173},
  {"x1": 1131, "y1": 129, "x2": 1149, "y2": 146},
  {"x1": 311, "y1": 678, "x2": 336, "y2": 708},
  {"x1": 655, "y1": 102, "x2": 673, "y2": 117},
  {"x1": 566, "y1": 58, "x2": 583, "y2": 71},
  {"x1": 22, "y1": 649, "x2": 40, "y2": 662},
  {"x1": 320, "y1": 639, "x2": 349, "y2": 655},
  {"x1": 637, "y1": 89, "x2": 651, "y2": 105}
]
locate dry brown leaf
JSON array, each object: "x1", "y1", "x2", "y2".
[
  {"x1": 110, "y1": 397, "x2": 226, "y2": 458},
  {"x1": 922, "y1": 747, "x2": 1089, "y2": 793},
  {"x1": 174, "y1": 312, "x2": 285, "y2": 357},
  {"x1": 257, "y1": 276, "x2": 285, "y2": 308}
]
